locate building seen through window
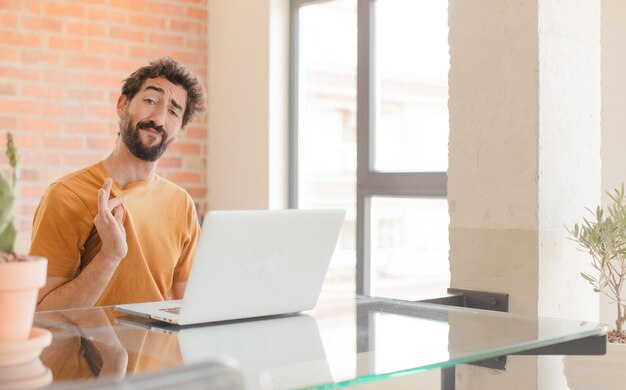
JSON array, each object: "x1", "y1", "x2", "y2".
[{"x1": 297, "y1": 0, "x2": 449, "y2": 299}]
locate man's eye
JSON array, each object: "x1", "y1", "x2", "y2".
[
  {"x1": 144, "y1": 98, "x2": 156, "y2": 105},
  {"x1": 169, "y1": 109, "x2": 179, "y2": 118}
]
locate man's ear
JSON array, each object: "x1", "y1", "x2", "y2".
[{"x1": 116, "y1": 95, "x2": 129, "y2": 118}]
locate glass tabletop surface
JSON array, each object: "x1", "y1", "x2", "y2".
[{"x1": 31, "y1": 291, "x2": 606, "y2": 389}]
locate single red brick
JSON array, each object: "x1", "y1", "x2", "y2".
[
  {"x1": 86, "y1": 137, "x2": 114, "y2": 150},
  {"x1": 149, "y1": 32, "x2": 184, "y2": 47},
  {"x1": 21, "y1": 151, "x2": 61, "y2": 166},
  {"x1": 86, "y1": 73, "x2": 124, "y2": 88},
  {"x1": 67, "y1": 22, "x2": 106, "y2": 37},
  {"x1": 44, "y1": 2, "x2": 85, "y2": 18},
  {"x1": 0, "y1": 100, "x2": 35, "y2": 115},
  {"x1": 21, "y1": 15, "x2": 64, "y2": 32},
  {"x1": 110, "y1": 0, "x2": 144, "y2": 10},
  {"x1": 86, "y1": 104, "x2": 115, "y2": 119},
  {"x1": 110, "y1": 26, "x2": 145, "y2": 43},
  {"x1": 42, "y1": 69, "x2": 82, "y2": 85},
  {"x1": 48, "y1": 36, "x2": 84, "y2": 51},
  {"x1": 66, "y1": 55, "x2": 104, "y2": 69},
  {"x1": 44, "y1": 137, "x2": 83, "y2": 149},
  {"x1": 0, "y1": 117, "x2": 17, "y2": 130},
  {"x1": 62, "y1": 152, "x2": 103, "y2": 167},
  {"x1": 21, "y1": 50, "x2": 61, "y2": 65},
  {"x1": 185, "y1": 37, "x2": 208, "y2": 50},
  {"x1": 12, "y1": 134, "x2": 41, "y2": 148},
  {"x1": 109, "y1": 59, "x2": 146, "y2": 73},
  {"x1": 0, "y1": 83, "x2": 17, "y2": 96},
  {"x1": 20, "y1": 169, "x2": 39, "y2": 182},
  {"x1": 65, "y1": 122, "x2": 108, "y2": 135},
  {"x1": 128, "y1": 14, "x2": 164, "y2": 29},
  {"x1": 186, "y1": 187, "x2": 207, "y2": 199},
  {"x1": 157, "y1": 156, "x2": 182, "y2": 168},
  {"x1": 167, "y1": 171, "x2": 202, "y2": 184},
  {"x1": 87, "y1": 39, "x2": 126, "y2": 56},
  {"x1": 41, "y1": 102, "x2": 83, "y2": 117},
  {"x1": 127, "y1": 45, "x2": 169, "y2": 59},
  {"x1": 20, "y1": 184, "x2": 47, "y2": 200},
  {"x1": 22, "y1": 85, "x2": 63, "y2": 100},
  {"x1": 169, "y1": 142, "x2": 200, "y2": 154},
  {"x1": 187, "y1": 7, "x2": 207, "y2": 20},
  {"x1": 0, "y1": 47, "x2": 18, "y2": 61},
  {"x1": 0, "y1": 13, "x2": 18, "y2": 28},
  {"x1": 0, "y1": 66, "x2": 39, "y2": 81},
  {"x1": 0, "y1": 30, "x2": 41, "y2": 47},
  {"x1": 86, "y1": 8, "x2": 126, "y2": 24},
  {"x1": 18, "y1": 118, "x2": 62, "y2": 132},
  {"x1": 170, "y1": 20, "x2": 206, "y2": 34},
  {"x1": 147, "y1": 1, "x2": 184, "y2": 16},
  {"x1": 66, "y1": 88, "x2": 105, "y2": 101}
]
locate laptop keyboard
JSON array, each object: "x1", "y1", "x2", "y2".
[{"x1": 159, "y1": 307, "x2": 181, "y2": 315}]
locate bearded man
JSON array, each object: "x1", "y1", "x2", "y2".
[{"x1": 32, "y1": 57, "x2": 206, "y2": 310}]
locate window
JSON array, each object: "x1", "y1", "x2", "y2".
[{"x1": 291, "y1": 0, "x2": 449, "y2": 299}]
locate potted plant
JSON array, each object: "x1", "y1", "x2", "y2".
[
  {"x1": 563, "y1": 184, "x2": 626, "y2": 389},
  {"x1": 0, "y1": 132, "x2": 47, "y2": 344}
]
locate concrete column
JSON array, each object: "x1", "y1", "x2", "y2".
[
  {"x1": 207, "y1": 0, "x2": 288, "y2": 210},
  {"x1": 601, "y1": 0, "x2": 626, "y2": 326},
  {"x1": 448, "y1": 1, "x2": 600, "y2": 389}
]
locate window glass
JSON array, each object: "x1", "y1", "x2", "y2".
[
  {"x1": 370, "y1": 197, "x2": 450, "y2": 300},
  {"x1": 298, "y1": 0, "x2": 357, "y2": 292},
  {"x1": 373, "y1": 0, "x2": 449, "y2": 172}
]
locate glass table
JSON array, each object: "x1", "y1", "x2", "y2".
[{"x1": 26, "y1": 292, "x2": 606, "y2": 389}]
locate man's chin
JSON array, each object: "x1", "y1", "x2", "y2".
[
  {"x1": 138, "y1": 131, "x2": 162, "y2": 145},
  {"x1": 130, "y1": 149, "x2": 160, "y2": 162},
  {"x1": 127, "y1": 141, "x2": 164, "y2": 162}
]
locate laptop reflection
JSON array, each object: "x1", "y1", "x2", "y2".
[{"x1": 116, "y1": 314, "x2": 332, "y2": 389}]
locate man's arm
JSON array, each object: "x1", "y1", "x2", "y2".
[
  {"x1": 37, "y1": 253, "x2": 124, "y2": 310},
  {"x1": 168, "y1": 193, "x2": 199, "y2": 302},
  {"x1": 36, "y1": 178, "x2": 127, "y2": 311}
]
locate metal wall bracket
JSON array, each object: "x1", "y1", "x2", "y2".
[
  {"x1": 419, "y1": 288, "x2": 509, "y2": 312},
  {"x1": 418, "y1": 288, "x2": 510, "y2": 372},
  {"x1": 417, "y1": 288, "x2": 607, "y2": 390}
]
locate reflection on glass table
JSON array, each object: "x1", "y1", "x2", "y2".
[{"x1": 33, "y1": 292, "x2": 607, "y2": 389}]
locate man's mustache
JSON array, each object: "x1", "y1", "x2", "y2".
[{"x1": 136, "y1": 121, "x2": 165, "y2": 134}]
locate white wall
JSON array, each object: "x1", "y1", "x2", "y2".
[
  {"x1": 600, "y1": 0, "x2": 626, "y2": 327},
  {"x1": 207, "y1": 0, "x2": 288, "y2": 210},
  {"x1": 448, "y1": 1, "x2": 600, "y2": 389}
]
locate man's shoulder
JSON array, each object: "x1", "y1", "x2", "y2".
[
  {"x1": 153, "y1": 175, "x2": 197, "y2": 219},
  {"x1": 154, "y1": 175, "x2": 193, "y2": 200},
  {"x1": 44, "y1": 162, "x2": 105, "y2": 205},
  {"x1": 55, "y1": 162, "x2": 105, "y2": 187}
]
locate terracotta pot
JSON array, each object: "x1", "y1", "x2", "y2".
[
  {"x1": 0, "y1": 257, "x2": 47, "y2": 342},
  {"x1": 563, "y1": 341, "x2": 626, "y2": 389},
  {"x1": 0, "y1": 358, "x2": 52, "y2": 389}
]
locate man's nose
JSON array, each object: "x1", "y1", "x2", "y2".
[{"x1": 149, "y1": 104, "x2": 168, "y2": 127}]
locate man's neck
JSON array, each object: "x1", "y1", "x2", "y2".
[{"x1": 103, "y1": 140, "x2": 157, "y2": 187}]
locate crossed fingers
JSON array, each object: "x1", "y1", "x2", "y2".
[{"x1": 97, "y1": 178, "x2": 125, "y2": 226}]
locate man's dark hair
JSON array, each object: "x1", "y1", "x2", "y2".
[{"x1": 121, "y1": 57, "x2": 206, "y2": 129}]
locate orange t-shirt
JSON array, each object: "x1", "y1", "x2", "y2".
[{"x1": 29, "y1": 161, "x2": 200, "y2": 306}]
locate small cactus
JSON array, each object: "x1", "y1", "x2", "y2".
[{"x1": 0, "y1": 133, "x2": 19, "y2": 253}]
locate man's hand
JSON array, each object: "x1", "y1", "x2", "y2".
[
  {"x1": 36, "y1": 178, "x2": 129, "y2": 310},
  {"x1": 94, "y1": 178, "x2": 127, "y2": 262}
]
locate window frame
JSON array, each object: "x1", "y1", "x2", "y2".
[{"x1": 289, "y1": 0, "x2": 447, "y2": 296}]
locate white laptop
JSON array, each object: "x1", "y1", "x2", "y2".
[{"x1": 115, "y1": 209, "x2": 345, "y2": 325}]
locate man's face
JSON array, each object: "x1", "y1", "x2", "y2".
[{"x1": 117, "y1": 77, "x2": 188, "y2": 162}]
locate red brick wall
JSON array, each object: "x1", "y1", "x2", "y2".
[{"x1": 0, "y1": 0, "x2": 208, "y2": 252}]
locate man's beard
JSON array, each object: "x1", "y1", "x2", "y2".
[{"x1": 119, "y1": 114, "x2": 174, "y2": 162}]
